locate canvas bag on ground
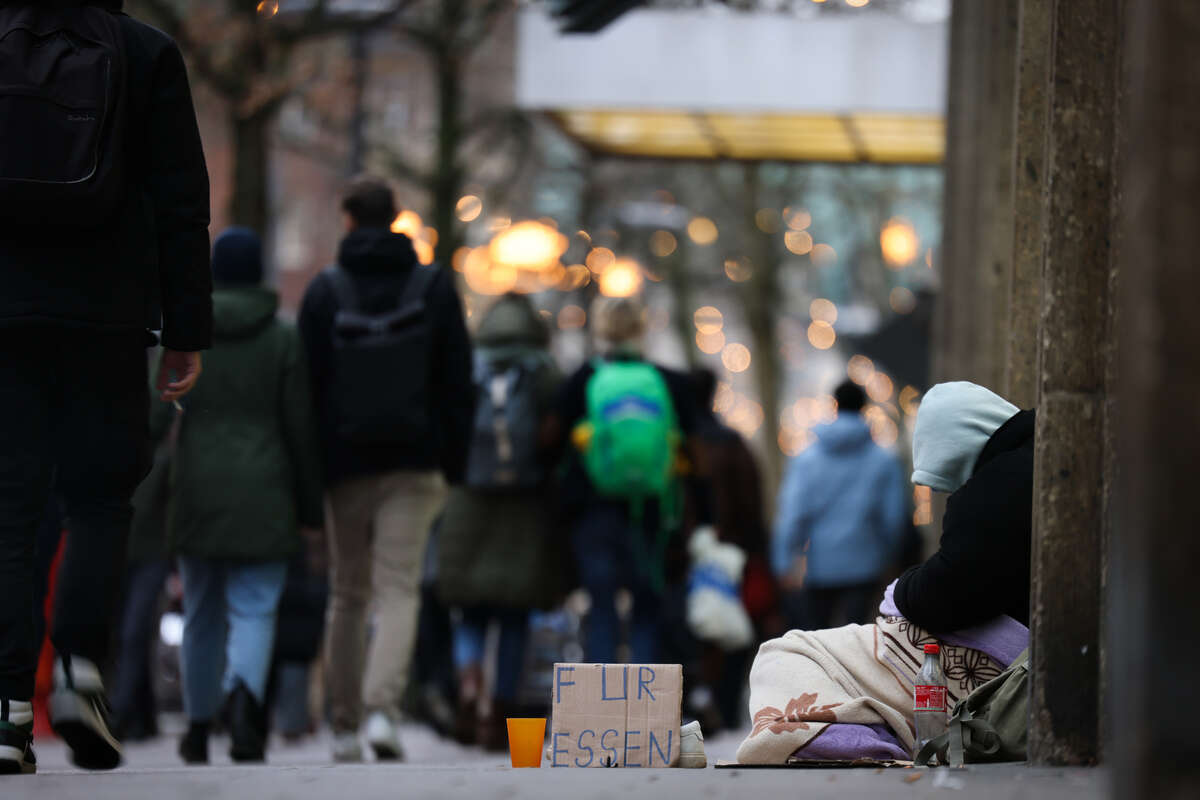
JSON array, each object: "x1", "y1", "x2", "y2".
[
  {"x1": 915, "y1": 647, "x2": 1030, "y2": 767},
  {"x1": 0, "y1": 4, "x2": 127, "y2": 227},
  {"x1": 326, "y1": 263, "x2": 437, "y2": 447}
]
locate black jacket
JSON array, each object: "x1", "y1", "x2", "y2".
[
  {"x1": 298, "y1": 228, "x2": 473, "y2": 486},
  {"x1": 0, "y1": 3, "x2": 212, "y2": 351},
  {"x1": 894, "y1": 409, "x2": 1035, "y2": 632}
]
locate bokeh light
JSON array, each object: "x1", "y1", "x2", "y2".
[
  {"x1": 847, "y1": 354, "x2": 875, "y2": 385},
  {"x1": 390, "y1": 210, "x2": 423, "y2": 239},
  {"x1": 785, "y1": 230, "x2": 814, "y2": 255},
  {"x1": 724, "y1": 257, "x2": 753, "y2": 283},
  {"x1": 866, "y1": 372, "x2": 895, "y2": 403},
  {"x1": 899, "y1": 385, "x2": 921, "y2": 417},
  {"x1": 257, "y1": 0, "x2": 279, "y2": 17},
  {"x1": 696, "y1": 330, "x2": 726, "y2": 354},
  {"x1": 687, "y1": 217, "x2": 718, "y2": 245},
  {"x1": 811, "y1": 243, "x2": 838, "y2": 266},
  {"x1": 755, "y1": 208, "x2": 780, "y2": 234},
  {"x1": 650, "y1": 230, "x2": 678, "y2": 258},
  {"x1": 810, "y1": 298, "x2": 838, "y2": 324},
  {"x1": 455, "y1": 194, "x2": 482, "y2": 222},
  {"x1": 693, "y1": 306, "x2": 724, "y2": 334},
  {"x1": 413, "y1": 239, "x2": 434, "y2": 266},
  {"x1": 598, "y1": 258, "x2": 644, "y2": 297},
  {"x1": 558, "y1": 305, "x2": 586, "y2": 330},
  {"x1": 784, "y1": 207, "x2": 812, "y2": 231},
  {"x1": 560, "y1": 264, "x2": 592, "y2": 291},
  {"x1": 722, "y1": 343, "x2": 752, "y2": 373},
  {"x1": 489, "y1": 220, "x2": 568, "y2": 272},
  {"x1": 713, "y1": 382, "x2": 736, "y2": 414},
  {"x1": 807, "y1": 320, "x2": 836, "y2": 350},
  {"x1": 451, "y1": 246, "x2": 470, "y2": 272},
  {"x1": 880, "y1": 217, "x2": 919, "y2": 268},
  {"x1": 890, "y1": 286, "x2": 917, "y2": 314},
  {"x1": 586, "y1": 247, "x2": 615, "y2": 273}
]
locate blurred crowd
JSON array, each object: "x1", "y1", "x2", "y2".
[{"x1": 27, "y1": 177, "x2": 920, "y2": 766}]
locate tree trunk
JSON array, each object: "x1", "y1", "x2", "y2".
[
  {"x1": 431, "y1": 5, "x2": 465, "y2": 267},
  {"x1": 230, "y1": 110, "x2": 271, "y2": 235}
]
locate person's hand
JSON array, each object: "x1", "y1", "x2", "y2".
[{"x1": 157, "y1": 349, "x2": 203, "y2": 403}]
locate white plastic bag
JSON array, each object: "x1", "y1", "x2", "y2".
[{"x1": 686, "y1": 526, "x2": 755, "y2": 651}]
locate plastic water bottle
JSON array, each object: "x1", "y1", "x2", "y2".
[{"x1": 913, "y1": 643, "x2": 947, "y2": 759}]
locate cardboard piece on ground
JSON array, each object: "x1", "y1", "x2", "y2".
[
  {"x1": 549, "y1": 663, "x2": 682, "y2": 768},
  {"x1": 714, "y1": 758, "x2": 913, "y2": 769}
]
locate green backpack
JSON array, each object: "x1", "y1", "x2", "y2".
[
  {"x1": 579, "y1": 359, "x2": 682, "y2": 591},
  {"x1": 915, "y1": 648, "x2": 1030, "y2": 767}
]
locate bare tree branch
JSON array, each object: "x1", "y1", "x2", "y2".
[
  {"x1": 136, "y1": 0, "x2": 245, "y2": 96},
  {"x1": 274, "y1": 0, "x2": 419, "y2": 45}
]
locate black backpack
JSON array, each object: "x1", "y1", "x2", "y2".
[
  {"x1": 464, "y1": 352, "x2": 547, "y2": 490},
  {"x1": 0, "y1": 4, "x2": 128, "y2": 227},
  {"x1": 326, "y1": 264, "x2": 438, "y2": 448}
]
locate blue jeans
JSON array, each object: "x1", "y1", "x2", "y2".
[
  {"x1": 572, "y1": 504, "x2": 662, "y2": 664},
  {"x1": 453, "y1": 608, "x2": 529, "y2": 703},
  {"x1": 179, "y1": 558, "x2": 288, "y2": 722}
]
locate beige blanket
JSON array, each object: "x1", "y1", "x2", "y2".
[{"x1": 735, "y1": 614, "x2": 1005, "y2": 764}]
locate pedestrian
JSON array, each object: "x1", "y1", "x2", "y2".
[
  {"x1": 298, "y1": 176, "x2": 473, "y2": 763},
  {"x1": 0, "y1": 0, "x2": 211, "y2": 774},
  {"x1": 893, "y1": 381, "x2": 1034, "y2": 631},
  {"x1": 545, "y1": 294, "x2": 700, "y2": 665},
  {"x1": 166, "y1": 228, "x2": 324, "y2": 765},
  {"x1": 437, "y1": 293, "x2": 565, "y2": 750},
  {"x1": 773, "y1": 380, "x2": 907, "y2": 631}
]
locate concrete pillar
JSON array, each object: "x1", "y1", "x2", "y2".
[
  {"x1": 1112, "y1": 1, "x2": 1200, "y2": 795},
  {"x1": 1004, "y1": 0, "x2": 1052, "y2": 409},
  {"x1": 1028, "y1": 0, "x2": 1121, "y2": 766}
]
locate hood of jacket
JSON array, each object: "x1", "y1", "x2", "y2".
[
  {"x1": 813, "y1": 414, "x2": 875, "y2": 454},
  {"x1": 911, "y1": 381, "x2": 1020, "y2": 492},
  {"x1": 212, "y1": 287, "x2": 278, "y2": 341},
  {"x1": 475, "y1": 293, "x2": 550, "y2": 350},
  {"x1": 337, "y1": 227, "x2": 418, "y2": 276}
]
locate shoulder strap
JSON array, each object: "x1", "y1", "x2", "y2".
[
  {"x1": 324, "y1": 265, "x2": 359, "y2": 313},
  {"x1": 399, "y1": 263, "x2": 438, "y2": 309}
]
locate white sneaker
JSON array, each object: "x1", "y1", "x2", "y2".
[
  {"x1": 50, "y1": 656, "x2": 121, "y2": 771},
  {"x1": 678, "y1": 721, "x2": 708, "y2": 768},
  {"x1": 0, "y1": 699, "x2": 36, "y2": 775},
  {"x1": 364, "y1": 711, "x2": 404, "y2": 762},
  {"x1": 331, "y1": 731, "x2": 363, "y2": 763}
]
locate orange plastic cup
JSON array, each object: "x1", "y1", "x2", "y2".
[{"x1": 506, "y1": 717, "x2": 546, "y2": 768}]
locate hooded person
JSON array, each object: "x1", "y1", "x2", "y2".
[
  {"x1": 435, "y1": 293, "x2": 566, "y2": 749},
  {"x1": 772, "y1": 380, "x2": 908, "y2": 631},
  {"x1": 893, "y1": 381, "x2": 1034, "y2": 632},
  {"x1": 161, "y1": 227, "x2": 324, "y2": 765}
]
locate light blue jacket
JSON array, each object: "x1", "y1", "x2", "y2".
[{"x1": 772, "y1": 414, "x2": 907, "y2": 587}]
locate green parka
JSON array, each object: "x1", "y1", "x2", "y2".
[{"x1": 155, "y1": 287, "x2": 323, "y2": 562}]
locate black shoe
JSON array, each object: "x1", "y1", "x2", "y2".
[
  {"x1": 0, "y1": 700, "x2": 36, "y2": 775},
  {"x1": 49, "y1": 657, "x2": 121, "y2": 771},
  {"x1": 178, "y1": 721, "x2": 210, "y2": 765},
  {"x1": 226, "y1": 681, "x2": 265, "y2": 763}
]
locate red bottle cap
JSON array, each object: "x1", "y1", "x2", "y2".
[{"x1": 924, "y1": 644, "x2": 940, "y2": 654}]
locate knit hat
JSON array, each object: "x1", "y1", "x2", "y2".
[
  {"x1": 211, "y1": 227, "x2": 264, "y2": 287},
  {"x1": 911, "y1": 381, "x2": 1019, "y2": 492},
  {"x1": 591, "y1": 294, "x2": 647, "y2": 349}
]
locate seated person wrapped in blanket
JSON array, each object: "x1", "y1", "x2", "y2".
[{"x1": 736, "y1": 382, "x2": 1033, "y2": 764}]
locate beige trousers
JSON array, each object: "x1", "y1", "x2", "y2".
[{"x1": 324, "y1": 470, "x2": 446, "y2": 733}]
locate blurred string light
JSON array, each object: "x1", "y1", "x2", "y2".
[
  {"x1": 696, "y1": 330, "x2": 726, "y2": 354},
  {"x1": 577, "y1": 230, "x2": 592, "y2": 244},
  {"x1": 713, "y1": 382, "x2": 736, "y2": 414},
  {"x1": 489, "y1": 220, "x2": 568, "y2": 272},
  {"x1": 561, "y1": 264, "x2": 592, "y2": 291},
  {"x1": 780, "y1": 394, "x2": 837, "y2": 456},
  {"x1": 724, "y1": 257, "x2": 753, "y2": 283},
  {"x1": 586, "y1": 247, "x2": 615, "y2": 273},
  {"x1": 785, "y1": 230, "x2": 814, "y2": 255},
  {"x1": 598, "y1": 258, "x2": 644, "y2": 297},
  {"x1": 487, "y1": 216, "x2": 511, "y2": 232},
  {"x1": 880, "y1": 217, "x2": 919, "y2": 268},
  {"x1": 755, "y1": 208, "x2": 780, "y2": 234},
  {"x1": 811, "y1": 243, "x2": 837, "y2": 267},
  {"x1": 866, "y1": 371, "x2": 895, "y2": 403},
  {"x1": 462, "y1": 247, "x2": 516, "y2": 295},
  {"x1": 256, "y1": 0, "x2": 279, "y2": 17},
  {"x1": 721, "y1": 343, "x2": 752, "y2": 373},
  {"x1": 810, "y1": 297, "x2": 838, "y2": 324},
  {"x1": 390, "y1": 211, "x2": 434, "y2": 265},
  {"x1": 847, "y1": 354, "x2": 875, "y2": 385},
  {"x1": 783, "y1": 207, "x2": 812, "y2": 231},
  {"x1": 693, "y1": 306, "x2": 724, "y2": 333},
  {"x1": 687, "y1": 217, "x2": 718, "y2": 245},
  {"x1": 846, "y1": 0, "x2": 871, "y2": 7},
  {"x1": 650, "y1": 230, "x2": 677, "y2": 258},
  {"x1": 864, "y1": 405, "x2": 898, "y2": 447},
  {"x1": 899, "y1": 385, "x2": 921, "y2": 417},
  {"x1": 539, "y1": 263, "x2": 567, "y2": 288},
  {"x1": 558, "y1": 305, "x2": 586, "y2": 331},
  {"x1": 890, "y1": 286, "x2": 917, "y2": 314},
  {"x1": 808, "y1": 320, "x2": 836, "y2": 350},
  {"x1": 455, "y1": 194, "x2": 482, "y2": 222},
  {"x1": 451, "y1": 246, "x2": 470, "y2": 272}
]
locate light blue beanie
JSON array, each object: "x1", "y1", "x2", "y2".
[{"x1": 911, "y1": 381, "x2": 1019, "y2": 492}]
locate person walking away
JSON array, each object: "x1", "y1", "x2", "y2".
[
  {"x1": 773, "y1": 380, "x2": 907, "y2": 631},
  {"x1": 437, "y1": 293, "x2": 565, "y2": 750},
  {"x1": 0, "y1": 0, "x2": 210, "y2": 774},
  {"x1": 298, "y1": 176, "x2": 473, "y2": 763},
  {"x1": 166, "y1": 228, "x2": 323, "y2": 765},
  {"x1": 545, "y1": 295, "x2": 700, "y2": 665},
  {"x1": 893, "y1": 381, "x2": 1034, "y2": 631}
]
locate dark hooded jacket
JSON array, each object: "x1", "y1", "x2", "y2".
[
  {"x1": 156, "y1": 287, "x2": 323, "y2": 561},
  {"x1": 437, "y1": 294, "x2": 567, "y2": 610},
  {"x1": 0, "y1": 1, "x2": 212, "y2": 351},
  {"x1": 894, "y1": 409, "x2": 1035, "y2": 632},
  {"x1": 297, "y1": 227, "x2": 474, "y2": 486}
]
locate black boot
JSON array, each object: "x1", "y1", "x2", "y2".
[
  {"x1": 226, "y1": 681, "x2": 266, "y2": 763},
  {"x1": 178, "y1": 721, "x2": 210, "y2": 765}
]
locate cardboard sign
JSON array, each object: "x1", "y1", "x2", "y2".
[{"x1": 549, "y1": 663, "x2": 682, "y2": 768}]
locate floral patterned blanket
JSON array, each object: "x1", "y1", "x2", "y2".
[{"x1": 734, "y1": 612, "x2": 1011, "y2": 765}]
